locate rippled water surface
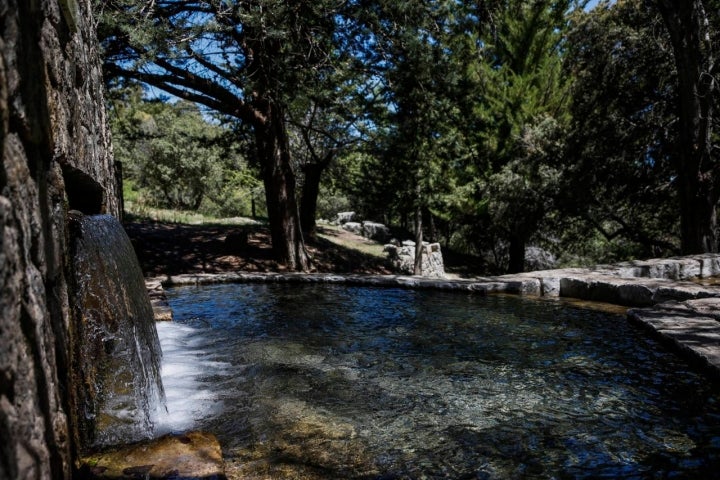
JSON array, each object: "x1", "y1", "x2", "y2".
[{"x1": 158, "y1": 283, "x2": 720, "y2": 479}]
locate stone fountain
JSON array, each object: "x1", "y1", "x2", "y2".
[{"x1": 68, "y1": 213, "x2": 165, "y2": 450}]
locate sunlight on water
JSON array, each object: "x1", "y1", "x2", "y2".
[{"x1": 158, "y1": 283, "x2": 720, "y2": 479}]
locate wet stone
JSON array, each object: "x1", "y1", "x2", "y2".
[
  {"x1": 147, "y1": 279, "x2": 174, "y2": 322},
  {"x1": 80, "y1": 431, "x2": 225, "y2": 479}
]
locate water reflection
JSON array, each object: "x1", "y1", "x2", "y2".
[{"x1": 160, "y1": 284, "x2": 720, "y2": 479}]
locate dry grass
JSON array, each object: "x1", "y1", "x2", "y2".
[{"x1": 315, "y1": 223, "x2": 387, "y2": 259}]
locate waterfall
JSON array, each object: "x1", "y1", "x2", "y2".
[{"x1": 69, "y1": 213, "x2": 165, "y2": 450}]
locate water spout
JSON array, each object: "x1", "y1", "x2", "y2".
[{"x1": 69, "y1": 213, "x2": 165, "y2": 450}]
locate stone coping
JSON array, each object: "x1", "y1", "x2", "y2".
[{"x1": 146, "y1": 253, "x2": 720, "y2": 379}]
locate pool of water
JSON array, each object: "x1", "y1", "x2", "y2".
[{"x1": 157, "y1": 283, "x2": 720, "y2": 479}]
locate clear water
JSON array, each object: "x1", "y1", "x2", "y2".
[{"x1": 157, "y1": 283, "x2": 720, "y2": 479}]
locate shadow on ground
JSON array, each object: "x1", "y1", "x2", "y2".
[{"x1": 124, "y1": 220, "x2": 394, "y2": 276}]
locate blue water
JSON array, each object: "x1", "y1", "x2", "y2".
[{"x1": 158, "y1": 283, "x2": 720, "y2": 479}]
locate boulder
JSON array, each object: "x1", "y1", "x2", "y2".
[
  {"x1": 525, "y1": 246, "x2": 557, "y2": 271},
  {"x1": 362, "y1": 221, "x2": 390, "y2": 242},
  {"x1": 335, "y1": 211, "x2": 356, "y2": 224},
  {"x1": 342, "y1": 221, "x2": 363, "y2": 235},
  {"x1": 385, "y1": 241, "x2": 445, "y2": 278}
]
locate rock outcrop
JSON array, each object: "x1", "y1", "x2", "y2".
[
  {"x1": 384, "y1": 241, "x2": 446, "y2": 278},
  {"x1": 342, "y1": 220, "x2": 391, "y2": 242},
  {"x1": 335, "y1": 211, "x2": 356, "y2": 224},
  {"x1": 1, "y1": 0, "x2": 120, "y2": 477}
]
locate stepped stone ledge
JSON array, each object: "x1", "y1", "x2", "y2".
[{"x1": 147, "y1": 253, "x2": 720, "y2": 379}]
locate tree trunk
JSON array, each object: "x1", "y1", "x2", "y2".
[
  {"x1": 255, "y1": 103, "x2": 310, "y2": 271},
  {"x1": 655, "y1": 0, "x2": 718, "y2": 253},
  {"x1": 414, "y1": 184, "x2": 424, "y2": 275},
  {"x1": 508, "y1": 234, "x2": 526, "y2": 274},
  {"x1": 299, "y1": 162, "x2": 324, "y2": 238}
]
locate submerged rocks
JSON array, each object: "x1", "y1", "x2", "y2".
[{"x1": 80, "y1": 431, "x2": 224, "y2": 479}]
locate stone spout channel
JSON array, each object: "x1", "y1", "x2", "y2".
[{"x1": 69, "y1": 213, "x2": 165, "y2": 450}]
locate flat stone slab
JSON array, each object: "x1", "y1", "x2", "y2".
[
  {"x1": 158, "y1": 271, "x2": 545, "y2": 296},
  {"x1": 506, "y1": 270, "x2": 720, "y2": 306},
  {"x1": 629, "y1": 298, "x2": 720, "y2": 376},
  {"x1": 80, "y1": 431, "x2": 224, "y2": 479},
  {"x1": 154, "y1": 255, "x2": 720, "y2": 309}
]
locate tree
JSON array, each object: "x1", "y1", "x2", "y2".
[
  {"x1": 110, "y1": 91, "x2": 230, "y2": 211},
  {"x1": 288, "y1": 88, "x2": 371, "y2": 238},
  {"x1": 99, "y1": 0, "x2": 352, "y2": 270},
  {"x1": 347, "y1": 0, "x2": 463, "y2": 272},
  {"x1": 651, "y1": 0, "x2": 719, "y2": 253},
  {"x1": 562, "y1": 0, "x2": 681, "y2": 259},
  {"x1": 456, "y1": 0, "x2": 575, "y2": 272}
]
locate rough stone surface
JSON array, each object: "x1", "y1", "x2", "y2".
[
  {"x1": 146, "y1": 279, "x2": 174, "y2": 321},
  {"x1": 524, "y1": 246, "x2": 557, "y2": 271},
  {"x1": 384, "y1": 241, "x2": 446, "y2": 278},
  {"x1": 335, "y1": 211, "x2": 356, "y2": 224},
  {"x1": 1, "y1": 0, "x2": 118, "y2": 477},
  {"x1": 340, "y1": 219, "x2": 391, "y2": 242},
  {"x1": 629, "y1": 300, "x2": 720, "y2": 377},
  {"x1": 362, "y1": 221, "x2": 390, "y2": 242},
  {"x1": 80, "y1": 431, "x2": 225, "y2": 479},
  {"x1": 341, "y1": 221, "x2": 362, "y2": 235},
  {"x1": 593, "y1": 255, "x2": 718, "y2": 280}
]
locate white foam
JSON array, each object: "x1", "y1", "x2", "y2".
[{"x1": 153, "y1": 322, "x2": 230, "y2": 434}]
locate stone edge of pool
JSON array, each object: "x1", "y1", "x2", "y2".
[{"x1": 146, "y1": 253, "x2": 720, "y2": 380}]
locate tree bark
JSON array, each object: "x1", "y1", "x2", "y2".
[
  {"x1": 299, "y1": 162, "x2": 324, "y2": 238},
  {"x1": 414, "y1": 183, "x2": 424, "y2": 275},
  {"x1": 254, "y1": 102, "x2": 310, "y2": 271},
  {"x1": 508, "y1": 234, "x2": 526, "y2": 274},
  {"x1": 655, "y1": 0, "x2": 718, "y2": 253}
]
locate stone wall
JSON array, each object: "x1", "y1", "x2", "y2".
[
  {"x1": 0, "y1": 0, "x2": 117, "y2": 477},
  {"x1": 384, "y1": 241, "x2": 446, "y2": 278}
]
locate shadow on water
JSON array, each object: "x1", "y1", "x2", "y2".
[{"x1": 159, "y1": 283, "x2": 720, "y2": 479}]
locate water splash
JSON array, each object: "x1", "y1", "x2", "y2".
[{"x1": 154, "y1": 321, "x2": 230, "y2": 434}]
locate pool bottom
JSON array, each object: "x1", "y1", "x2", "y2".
[{"x1": 158, "y1": 283, "x2": 720, "y2": 479}]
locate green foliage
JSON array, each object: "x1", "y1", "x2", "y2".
[
  {"x1": 562, "y1": 0, "x2": 680, "y2": 257},
  {"x1": 438, "y1": 0, "x2": 575, "y2": 270},
  {"x1": 315, "y1": 186, "x2": 353, "y2": 222},
  {"x1": 100, "y1": 0, "x2": 720, "y2": 271},
  {"x1": 110, "y1": 88, "x2": 260, "y2": 217}
]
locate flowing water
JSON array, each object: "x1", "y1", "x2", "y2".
[
  {"x1": 70, "y1": 214, "x2": 164, "y2": 449},
  {"x1": 157, "y1": 283, "x2": 720, "y2": 479}
]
